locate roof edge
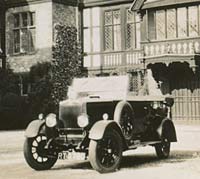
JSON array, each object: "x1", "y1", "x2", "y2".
[{"x1": 130, "y1": 0, "x2": 146, "y2": 11}]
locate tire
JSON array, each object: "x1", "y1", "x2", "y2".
[
  {"x1": 155, "y1": 138, "x2": 171, "y2": 159},
  {"x1": 24, "y1": 134, "x2": 57, "y2": 170},
  {"x1": 89, "y1": 129, "x2": 123, "y2": 173},
  {"x1": 114, "y1": 101, "x2": 134, "y2": 141}
]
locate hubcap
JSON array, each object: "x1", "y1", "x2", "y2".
[
  {"x1": 97, "y1": 135, "x2": 120, "y2": 168},
  {"x1": 31, "y1": 135, "x2": 49, "y2": 163},
  {"x1": 120, "y1": 109, "x2": 133, "y2": 139},
  {"x1": 161, "y1": 139, "x2": 170, "y2": 156}
]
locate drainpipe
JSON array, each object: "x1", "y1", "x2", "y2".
[{"x1": 0, "y1": 1, "x2": 6, "y2": 70}]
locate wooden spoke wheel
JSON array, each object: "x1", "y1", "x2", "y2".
[
  {"x1": 114, "y1": 101, "x2": 134, "y2": 141},
  {"x1": 89, "y1": 130, "x2": 123, "y2": 173},
  {"x1": 24, "y1": 134, "x2": 57, "y2": 170}
]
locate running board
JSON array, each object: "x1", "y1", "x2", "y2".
[{"x1": 128, "y1": 140, "x2": 161, "y2": 149}]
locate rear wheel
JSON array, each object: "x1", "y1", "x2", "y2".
[
  {"x1": 24, "y1": 134, "x2": 57, "y2": 170},
  {"x1": 155, "y1": 138, "x2": 170, "y2": 159},
  {"x1": 114, "y1": 101, "x2": 134, "y2": 141},
  {"x1": 89, "y1": 129, "x2": 123, "y2": 173}
]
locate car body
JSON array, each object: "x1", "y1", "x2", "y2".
[{"x1": 24, "y1": 75, "x2": 177, "y2": 173}]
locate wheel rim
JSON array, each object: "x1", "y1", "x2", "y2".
[
  {"x1": 97, "y1": 134, "x2": 121, "y2": 168},
  {"x1": 31, "y1": 135, "x2": 49, "y2": 163},
  {"x1": 120, "y1": 108, "x2": 133, "y2": 139}
]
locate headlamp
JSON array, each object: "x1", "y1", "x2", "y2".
[
  {"x1": 46, "y1": 113, "x2": 57, "y2": 128},
  {"x1": 38, "y1": 113, "x2": 44, "y2": 120},
  {"x1": 103, "y1": 113, "x2": 109, "y2": 120},
  {"x1": 77, "y1": 114, "x2": 89, "y2": 128}
]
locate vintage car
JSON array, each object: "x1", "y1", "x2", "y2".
[{"x1": 24, "y1": 75, "x2": 177, "y2": 173}]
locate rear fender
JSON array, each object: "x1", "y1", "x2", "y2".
[
  {"x1": 89, "y1": 120, "x2": 128, "y2": 149},
  {"x1": 157, "y1": 118, "x2": 177, "y2": 142},
  {"x1": 25, "y1": 120, "x2": 45, "y2": 138}
]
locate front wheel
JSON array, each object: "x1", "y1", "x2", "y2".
[
  {"x1": 89, "y1": 129, "x2": 123, "y2": 173},
  {"x1": 155, "y1": 138, "x2": 170, "y2": 159},
  {"x1": 24, "y1": 134, "x2": 57, "y2": 170}
]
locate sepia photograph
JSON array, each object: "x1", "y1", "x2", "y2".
[{"x1": 0, "y1": 0, "x2": 200, "y2": 178}]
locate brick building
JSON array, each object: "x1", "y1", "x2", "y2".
[
  {"x1": 0, "y1": 0, "x2": 200, "y2": 121},
  {"x1": 0, "y1": 0, "x2": 79, "y2": 95}
]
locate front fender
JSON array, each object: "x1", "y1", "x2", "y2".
[
  {"x1": 157, "y1": 118, "x2": 177, "y2": 142},
  {"x1": 25, "y1": 120, "x2": 45, "y2": 138},
  {"x1": 89, "y1": 120, "x2": 126, "y2": 142},
  {"x1": 89, "y1": 120, "x2": 116, "y2": 140}
]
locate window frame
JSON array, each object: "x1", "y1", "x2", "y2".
[
  {"x1": 83, "y1": 8, "x2": 101, "y2": 53},
  {"x1": 125, "y1": 8, "x2": 136, "y2": 50},
  {"x1": 19, "y1": 74, "x2": 31, "y2": 96},
  {"x1": 102, "y1": 5, "x2": 140, "y2": 52},
  {"x1": 12, "y1": 11, "x2": 36, "y2": 55},
  {"x1": 148, "y1": 5, "x2": 200, "y2": 41},
  {"x1": 103, "y1": 7, "x2": 122, "y2": 52}
]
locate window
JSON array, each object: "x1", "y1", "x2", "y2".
[
  {"x1": 148, "y1": 5, "x2": 200, "y2": 40},
  {"x1": 188, "y1": 6, "x2": 198, "y2": 37},
  {"x1": 156, "y1": 10, "x2": 166, "y2": 40},
  {"x1": 19, "y1": 75, "x2": 31, "y2": 96},
  {"x1": 126, "y1": 10, "x2": 140, "y2": 49},
  {"x1": 104, "y1": 10, "x2": 121, "y2": 51},
  {"x1": 103, "y1": 7, "x2": 140, "y2": 51},
  {"x1": 83, "y1": 8, "x2": 101, "y2": 53},
  {"x1": 177, "y1": 8, "x2": 187, "y2": 38},
  {"x1": 148, "y1": 11, "x2": 156, "y2": 40},
  {"x1": 83, "y1": 6, "x2": 141, "y2": 55},
  {"x1": 167, "y1": 9, "x2": 176, "y2": 39},
  {"x1": 13, "y1": 12, "x2": 36, "y2": 54}
]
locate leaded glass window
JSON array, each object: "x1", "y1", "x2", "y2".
[
  {"x1": 156, "y1": 10, "x2": 166, "y2": 40},
  {"x1": 148, "y1": 5, "x2": 200, "y2": 40},
  {"x1": 125, "y1": 10, "x2": 140, "y2": 49},
  {"x1": 104, "y1": 10, "x2": 121, "y2": 51},
  {"x1": 188, "y1": 6, "x2": 198, "y2": 37},
  {"x1": 167, "y1": 9, "x2": 176, "y2": 39},
  {"x1": 126, "y1": 10, "x2": 135, "y2": 49},
  {"x1": 177, "y1": 8, "x2": 187, "y2": 37}
]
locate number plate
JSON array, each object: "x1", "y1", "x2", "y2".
[{"x1": 58, "y1": 151, "x2": 86, "y2": 160}]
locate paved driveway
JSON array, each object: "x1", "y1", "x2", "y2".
[{"x1": 0, "y1": 121, "x2": 200, "y2": 179}]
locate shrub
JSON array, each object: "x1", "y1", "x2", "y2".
[
  {"x1": 28, "y1": 62, "x2": 55, "y2": 118},
  {"x1": 0, "y1": 67, "x2": 20, "y2": 96},
  {"x1": 0, "y1": 67, "x2": 21, "y2": 130}
]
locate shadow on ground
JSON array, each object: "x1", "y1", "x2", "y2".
[{"x1": 52, "y1": 150, "x2": 200, "y2": 171}]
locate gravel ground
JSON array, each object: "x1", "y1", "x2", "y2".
[{"x1": 0, "y1": 121, "x2": 200, "y2": 179}]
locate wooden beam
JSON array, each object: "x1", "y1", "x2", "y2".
[{"x1": 83, "y1": 0, "x2": 133, "y2": 8}]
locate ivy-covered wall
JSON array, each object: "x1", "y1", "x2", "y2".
[
  {"x1": 52, "y1": 3, "x2": 78, "y2": 42},
  {"x1": 53, "y1": 3, "x2": 77, "y2": 27}
]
